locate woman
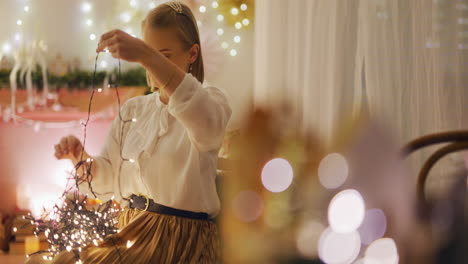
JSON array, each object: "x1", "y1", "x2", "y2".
[{"x1": 31, "y1": 1, "x2": 231, "y2": 263}]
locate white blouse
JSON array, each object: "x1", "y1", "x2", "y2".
[{"x1": 91, "y1": 74, "x2": 231, "y2": 218}]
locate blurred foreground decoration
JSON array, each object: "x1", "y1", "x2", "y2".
[
  {"x1": 218, "y1": 106, "x2": 468, "y2": 263},
  {"x1": 403, "y1": 131, "x2": 468, "y2": 263}
]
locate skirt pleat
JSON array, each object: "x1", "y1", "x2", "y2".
[{"x1": 26, "y1": 207, "x2": 220, "y2": 264}]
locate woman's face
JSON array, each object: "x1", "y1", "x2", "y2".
[{"x1": 143, "y1": 26, "x2": 196, "y2": 88}]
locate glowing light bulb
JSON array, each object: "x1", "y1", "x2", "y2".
[
  {"x1": 199, "y1": 5, "x2": 206, "y2": 13},
  {"x1": 318, "y1": 153, "x2": 349, "y2": 189},
  {"x1": 86, "y1": 19, "x2": 93, "y2": 26},
  {"x1": 89, "y1": 34, "x2": 96, "y2": 40},
  {"x1": 97, "y1": 88, "x2": 103, "y2": 93},
  {"x1": 365, "y1": 238, "x2": 399, "y2": 264},
  {"x1": 212, "y1": 1, "x2": 219, "y2": 8},
  {"x1": 17, "y1": 19, "x2": 23, "y2": 26},
  {"x1": 235, "y1": 22, "x2": 242, "y2": 29},
  {"x1": 132, "y1": 118, "x2": 137, "y2": 122},
  {"x1": 24, "y1": 5, "x2": 30, "y2": 12},
  {"x1": 221, "y1": 42, "x2": 229, "y2": 49},
  {"x1": 231, "y1": 7, "x2": 239, "y2": 15},
  {"x1": 234, "y1": 35, "x2": 241, "y2": 43},
  {"x1": 261, "y1": 158, "x2": 294, "y2": 192},
  {"x1": 127, "y1": 240, "x2": 135, "y2": 248},
  {"x1": 230, "y1": 49, "x2": 237, "y2": 57},
  {"x1": 358, "y1": 209, "x2": 387, "y2": 245},
  {"x1": 318, "y1": 228, "x2": 361, "y2": 264},
  {"x1": 217, "y1": 14, "x2": 224, "y2": 21},
  {"x1": 81, "y1": 2, "x2": 92, "y2": 13},
  {"x1": 120, "y1": 12, "x2": 131, "y2": 23},
  {"x1": 242, "y1": 18, "x2": 250, "y2": 26},
  {"x1": 232, "y1": 190, "x2": 264, "y2": 222},
  {"x1": 129, "y1": 159, "x2": 135, "y2": 163},
  {"x1": 2, "y1": 43, "x2": 11, "y2": 53},
  {"x1": 328, "y1": 189, "x2": 365, "y2": 233},
  {"x1": 13, "y1": 227, "x2": 17, "y2": 232},
  {"x1": 217, "y1": 28, "x2": 224, "y2": 35},
  {"x1": 240, "y1": 4, "x2": 248, "y2": 11}
]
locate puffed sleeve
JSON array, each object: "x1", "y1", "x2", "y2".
[{"x1": 168, "y1": 74, "x2": 232, "y2": 152}]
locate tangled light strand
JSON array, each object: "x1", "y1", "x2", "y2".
[{"x1": 21, "y1": 51, "x2": 136, "y2": 263}]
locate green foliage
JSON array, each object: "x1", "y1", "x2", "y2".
[
  {"x1": 0, "y1": 70, "x2": 9, "y2": 88},
  {"x1": 0, "y1": 65, "x2": 148, "y2": 90},
  {"x1": 113, "y1": 67, "x2": 147, "y2": 87}
]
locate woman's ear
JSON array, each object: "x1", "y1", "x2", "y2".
[{"x1": 188, "y1": 44, "x2": 200, "y2": 64}]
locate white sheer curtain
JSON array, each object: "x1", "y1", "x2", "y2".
[
  {"x1": 254, "y1": 0, "x2": 360, "y2": 144},
  {"x1": 254, "y1": 0, "x2": 467, "y2": 183}
]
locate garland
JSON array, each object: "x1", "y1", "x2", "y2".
[{"x1": 0, "y1": 66, "x2": 147, "y2": 91}]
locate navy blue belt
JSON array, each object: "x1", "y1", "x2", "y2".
[{"x1": 129, "y1": 194, "x2": 209, "y2": 220}]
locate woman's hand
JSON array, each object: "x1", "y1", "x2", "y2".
[
  {"x1": 54, "y1": 135, "x2": 86, "y2": 162},
  {"x1": 96, "y1": 29, "x2": 153, "y2": 63}
]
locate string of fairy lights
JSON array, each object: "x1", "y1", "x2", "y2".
[
  {"x1": 77, "y1": 0, "x2": 253, "y2": 65},
  {"x1": 20, "y1": 54, "x2": 136, "y2": 263},
  {"x1": 5, "y1": 0, "x2": 253, "y2": 261}
]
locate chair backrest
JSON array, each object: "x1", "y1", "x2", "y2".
[{"x1": 403, "y1": 130, "x2": 468, "y2": 204}]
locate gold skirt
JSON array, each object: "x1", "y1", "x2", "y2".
[{"x1": 27, "y1": 207, "x2": 220, "y2": 264}]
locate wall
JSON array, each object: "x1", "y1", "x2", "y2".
[{"x1": 0, "y1": 0, "x2": 254, "y2": 129}]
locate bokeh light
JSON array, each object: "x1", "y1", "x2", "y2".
[
  {"x1": 328, "y1": 189, "x2": 365, "y2": 233},
  {"x1": 364, "y1": 238, "x2": 399, "y2": 264},
  {"x1": 261, "y1": 158, "x2": 294, "y2": 193},
  {"x1": 318, "y1": 153, "x2": 349, "y2": 189},
  {"x1": 358, "y1": 209, "x2": 387, "y2": 245},
  {"x1": 232, "y1": 190, "x2": 264, "y2": 222},
  {"x1": 81, "y1": 2, "x2": 91, "y2": 13},
  {"x1": 296, "y1": 221, "x2": 325, "y2": 259},
  {"x1": 229, "y1": 49, "x2": 237, "y2": 57},
  {"x1": 231, "y1": 7, "x2": 239, "y2": 15},
  {"x1": 318, "y1": 227, "x2": 361, "y2": 264}
]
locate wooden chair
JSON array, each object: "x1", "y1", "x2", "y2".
[{"x1": 403, "y1": 130, "x2": 468, "y2": 207}]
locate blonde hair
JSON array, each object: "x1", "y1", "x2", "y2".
[{"x1": 143, "y1": 1, "x2": 204, "y2": 91}]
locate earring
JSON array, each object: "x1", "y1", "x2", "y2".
[{"x1": 189, "y1": 64, "x2": 193, "y2": 73}]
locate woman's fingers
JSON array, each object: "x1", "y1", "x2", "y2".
[
  {"x1": 97, "y1": 35, "x2": 119, "y2": 53},
  {"x1": 54, "y1": 144, "x2": 62, "y2": 159},
  {"x1": 101, "y1": 29, "x2": 120, "y2": 42},
  {"x1": 73, "y1": 140, "x2": 82, "y2": 158},
  {"x1": 68, "y1": 136, "x2": 77, "y2": 156},
  {"x1": 59, "y1": 137, "x2": 69, "y2": 153},
  {"x1": 55, "y1": 135, "x2": 82, "y2": 160},
  {"x1": 107, "y1": 43, "x2": 121, "y2": 59},
  {"x1": 97, "y1": 29, "x2": 122, "y2": 52}
]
